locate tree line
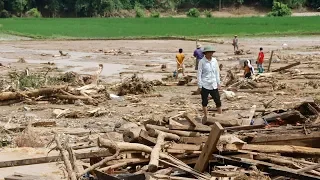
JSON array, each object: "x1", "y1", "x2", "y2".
[{"x1": 0, "y1": 0, "x2": 319, "y2": 18}]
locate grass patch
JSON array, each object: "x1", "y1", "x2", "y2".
[{"x1": 0, "y1": 17, "x2": 319, "y2": 39}]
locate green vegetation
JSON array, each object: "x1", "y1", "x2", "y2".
[
  {"x1": 26, "y1": 8, "x2": 42, "y2": 18},
  {"x1": 134, "y1": 6, "x2": 145, "y2": 18},
  {"x1": 150, "y1": 11, "x2": 160, "y2": 18},
  {"x1": 186, "y1": 8, "x2": 200, "y2": 17},
  {"x1": 0, "y1": 0, "x2": 318, "y2": 18},
  {"x1": 204, "y1": 10, "x2": 212, "y2": 18},
  {"x1": 0, "y1": 17, "x2": 319, "y2": 39},
  {"x1": 268, "y1": 2, "x2": 292, "y2": 17}
]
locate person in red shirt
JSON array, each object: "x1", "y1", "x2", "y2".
[{"x1": 257, "y1": 47, "x2": 264, "y2": 73}]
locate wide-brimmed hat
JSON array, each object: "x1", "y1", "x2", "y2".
[
  {"x1": 203, "y1": 45, "x2": 215, "y2": 53},
  {"x1": 196, "y1": 44, "x2": 202, "y2": 48},
  {"x1": 234, "y1": 35, "x2": 237, "y2": 37}
]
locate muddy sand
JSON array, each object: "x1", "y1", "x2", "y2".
[{"x1": 0, "y1": 36, "x2": 319, "y2": 179}]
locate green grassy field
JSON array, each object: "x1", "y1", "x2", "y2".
[{"x1": 0, "y1": 16, "x2": 319, "y2": 39}]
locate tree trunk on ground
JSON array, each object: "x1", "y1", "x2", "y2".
[{"x1": 149, "y1": 132, "x2": 166, "y2": 172}]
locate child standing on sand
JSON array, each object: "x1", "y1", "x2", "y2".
[
  {"x1": 257, "y1": 47, "x2": 264, "y2": 73},
  {"x1": 175, "y1": 48, "x2": 185, "y2": 78}
]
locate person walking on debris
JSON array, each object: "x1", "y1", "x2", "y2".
[
  {"x1": 257, "y1": 47, "x2": 265, "y2": 73},
  {"x1": 244, "y1": 60, "x2": 254, "y2": 78},
  {"x1": 175, "y1": 48, "x2": 185, "y2": 79},
  {"x1": 232, "y1": 35, "x2": 239, "y2": 52},
  {"x1": 193, "y1": 44, "x2": 204, "y2": 70},
  {"x1": 197, "y1": 45, "x2": 222, "y2": 121}
]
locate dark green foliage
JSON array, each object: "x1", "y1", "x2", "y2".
[
  {"x1": 280, "y1": 0, "x2": 306, "y2": 8},
  {"x1": 0, "y1": 0, "x2": 317, "y2": 17},
  {"x1": 306, "y1": 0, "x2": 320, "y2": 9},
  {"x1": 0, "y1": 9, "x2": 10, "y2": 18}
]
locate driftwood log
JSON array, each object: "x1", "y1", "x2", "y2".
[
  {"x1": 272, "y1": 62, "x2": 301, "y2": 72},
  {"x1": 145, "y1": 124, "x2": 200, "y2": 137},
  {"x1": 97, "y1": 137, "x2": 192, "y2": 173},
  {"x1": 148, "y1": 129, "x2": 180, "y2": 141},
  {"x1": 224, "y1": 144, "x2": 320, "y2": 156},
  {"x1": 0, "y1": 87, "x2": 61, "y2": 101},
  {"x1": 149, "y1": 131, "x2": 166, "y2": 172},
  {"x1": 203, "y1": 116, "x2": 242, "y2": 127}
]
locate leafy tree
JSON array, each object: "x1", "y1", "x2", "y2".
[
  {"x1": 306, "y1": 0, "x2": 320, "y2": 9},
  {"x1": 0, "y1": 0, "x2": 4, "y2": 11},
  {"x1": 11, "y1": 0, "x2": 28, "y2": 16},
  {"x1": 268, "y1": 1, "x2": 292, "y2": 16},
  {"x1": 47, "y1": 0, "x2": 60, "y2": 17}
]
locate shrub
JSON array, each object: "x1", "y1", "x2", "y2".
[
  {"x1": 204, "y1": 10, "x2": 212, "y2": 18},
  {"x1": 150, "y1": 11, "x2": 160, "y2": 18},
  {"x1": 135, "y1": 7, "x2": 145, "y2": 17},
  {"x1": 186, "y1": 8, "x2": 200, "y2": 18},
  {"x1": 26, "y1": 8, "x2": 42, "y2": 18},
  {"x1": 0, "y1": 10, "x2": 10, "y2": 18},
  {"x1": 134, "y1": 4, "x2": 145, "y2": 18},
  {"x1": 267, "y1": 1, "x2": 292, "y2": 16}
]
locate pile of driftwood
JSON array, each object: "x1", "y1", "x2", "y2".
[
  {"x1": 2, "y1": 99, "x2": 320, "y2": 180},
  {"x1": 0, "y1": 64, "x2": 110, "y2": 106},
  {"x1": 117, "y1": 74, "x2": 158, "y2": 96},
  {"x1": 224, "y1": 61, "x2": 303, "y2": 95}
]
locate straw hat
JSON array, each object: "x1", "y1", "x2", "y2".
[
  {"x1": 196, "y1": 44, "x2": 202, "y2": 48},
  {"x1": 203, "y1": 45, "x2": 215, "y2": 53}
]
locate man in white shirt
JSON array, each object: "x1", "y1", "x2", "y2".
[{"x1": 197, "y1": 45, "x2": 222, "y2": 119}]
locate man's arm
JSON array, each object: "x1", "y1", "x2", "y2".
[
  {"x1": 193, "y1": 50, "x2": 197, "y2": 58},
  {"x1": 215, "y1": 60, "x2": 221, "y2": 86},
  {"x1": 181, "y1": 54, "x2": 185, "y2": 64},
  {"x1": 197, "y1": 60, "x2": 203, "y2": 88},
  {"x1": 176, "y1": 55, "x2": 181, "y2": 66}
]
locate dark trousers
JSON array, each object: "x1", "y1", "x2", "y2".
[
  {"x1": 245, "y1": 72, "x2": 251, "y2": 78},
  {"x1": 201, "y1": 87, "x2": 221, "y2": 108}
]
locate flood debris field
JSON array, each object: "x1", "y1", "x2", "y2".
[{"x1": 0, "y1": 37, "x2": 320, "y2": 180}]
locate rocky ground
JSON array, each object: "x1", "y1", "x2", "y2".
[{"x1": 0, "y1": 36, "x2": 319, "y2": 179}]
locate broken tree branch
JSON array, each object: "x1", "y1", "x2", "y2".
[
  {"x1": 54, "y1": 135, "x2": 77, "y2": 180},
  {"x1": 145, "y1": 124, "x2": 200, "y2": 137}
]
